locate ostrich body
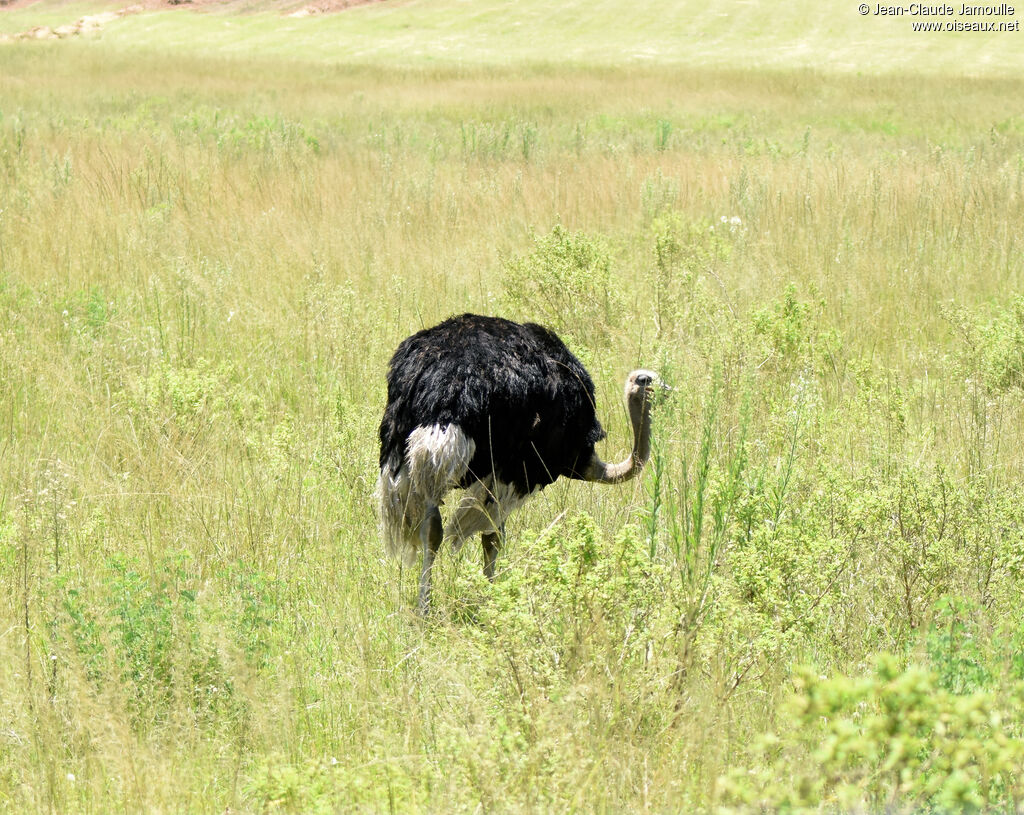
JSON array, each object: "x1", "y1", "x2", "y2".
[{"x1": 377, "y1": 313, "x2": 659, "y2": 614}]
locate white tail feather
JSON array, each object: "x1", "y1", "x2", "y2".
[{"x1": 377, "y1": 424, "x2": 475, "y2": 564}]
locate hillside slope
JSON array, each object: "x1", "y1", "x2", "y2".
[{"x1": 2, "y1": 0, "x2": 1022, "y2": 74}]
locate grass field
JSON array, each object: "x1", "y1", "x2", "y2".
[
  {"x1": 2, "y1": 1, "x2": 1024, "y2": 812},
  {"x1": 3, "y1": 0, "x2": 1024, "y2": 72}
]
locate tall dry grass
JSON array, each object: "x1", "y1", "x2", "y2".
[{"x1": 1, "y1": 46, "x2": 1024, "y2": 811}]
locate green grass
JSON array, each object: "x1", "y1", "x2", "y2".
[
  {"x1": 2, "y1": 2, "x2": 1024, "y2": 812},
  {"x1": 4, "y1": 0, "x2": 1024, "y2": 74}
]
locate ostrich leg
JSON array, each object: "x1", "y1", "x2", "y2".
[
  {"x1": 418, "y1": 504, "x2": 443, "y2": 615},
  {"x1": 481, "y1": 524, "x2": 504, "y2": 581}
]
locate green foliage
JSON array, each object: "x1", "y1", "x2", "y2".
[
  {"x1": 245, "y1": 754, "x2": 416, "y2": 814},
  {"x1": 175, "y1": 109, "x2": 323, "y2": 156},
  {"x1": 107, "y1": 553, "x2": 189, "y2": 709},
  {"x1": 647, "y1": 210, "x2": 736, "y2": 338},
  {"x1": 457, "y1": 119, "x2": 540, "y2": 161},
  {"x1": 502, "y1": 224, "x2": 620, "y2": 346},
  {"x1": 651, "y1": 211, "x2": 734, "y2": 277},
  {"x1": 943, "y1": 296, "x2": 1024, "y2": 392},
  {"x1": 114, "y1": 555, "x2": 228, "y2": 720},
  {"x1": 655, "y1": 118, "x2": 673, "y2": 152},
  {"x1": 471, "y1": 514, "x2": 663, "y2": 689},
  {"x1": 927, "y1": 596, "x2": 991, "y2": 695},
  {"x1": 723, "y1": 655, "x2": 1024, "y2": 814},
  {"x1": 641, "y1": 170, "x2": 680, "y2": 221},
  {"x1": 647, "y1": 378, "x2": 748, "y2": 676},
  {"x1": 245, "y1": 757, "x2": 339, "y2": 814},
  {"x1": 751, "y1": 283, "x2": 841, "y2": 373},
  {"x1": 137, "y1": 357, "x2": 265, "y2": 441},
  {"x1": 55, "y1": 287, "x2": 114, "y2": 345},
  {"x1": 223, "y1": 562, "x2": 282, "y2": 670},
  {"x1": 49, "y1": 553, "x2": 241, "y2": 729},
  {"x1": 752, "y1": 283, "x2": 811, "y2": 359},
  {"x1": 58, "y1": 579, "x2": 107, "y2": 683}
]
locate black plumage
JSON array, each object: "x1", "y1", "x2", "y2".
[{"x1": 378, "y1": 313, "x2": 605, "y2": 495}]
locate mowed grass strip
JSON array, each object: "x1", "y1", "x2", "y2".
[{"x1": 3, "y1": 0, "x2": 1024, "y2": 74}]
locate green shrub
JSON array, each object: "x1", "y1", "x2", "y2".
[
  {"x1": 471, "y1": 513, "x2": 663, "y2": 690},
  {"x1": 647, "y1": 211, "x2": 735, "y2": 338},
  {"x1": 927, "y1": 596, "x2": 991, "y2": 695},
  {"x1": 502, "y1": 224, "x2": 621, "y2": 346},
  {"x1": 943, "y1": 296, "x2": 1024, "y2": 392},
  {"x1": 51, "y1": 553, "x2": 238, "y2": 729},
  {"x1": 722, "y1": 654, "x2": 1024, "y2": 814},
  {"x1": 751, "y1": 283, "x2": 840, "y2": 373}
]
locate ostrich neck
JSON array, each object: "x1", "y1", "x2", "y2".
[{"x1": 584, "y1": 399, "x2": 652, "y2": 485}]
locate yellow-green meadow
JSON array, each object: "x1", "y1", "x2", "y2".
[{"x1": 2, "y1": 1, "x2": 1024, "y2": 811}]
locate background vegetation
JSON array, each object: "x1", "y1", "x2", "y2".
[{"x1": 2, "y1": 1, "x2": 1024, "y2": 811}]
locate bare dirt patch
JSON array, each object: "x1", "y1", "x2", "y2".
[
  {"x1": 112, "y1": 0, "x2": 388, "y2": 10},
  {"x1": 0, "y1": 4, "x2": 144, "y2": 41},
  {"x1": 0, "y1": 0, "x2": 387, "y2": 42}
]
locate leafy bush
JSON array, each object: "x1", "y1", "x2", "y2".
[
  {"x1": 943, "y1": 296, "x2": 1024, "y2": 392},
  {"x1": 52, "y1": 553, "x2": 239, "y2": 729},
  {"x1": 647, "y1": 211, "x2": 735, "y2": 338},
  {"x1": 502, "y1": 225, "x2": 621, "y2": 346},
  {"x1": 927, "y1": 596, "x2": 991, "y2": 695},
  {"x1": 222, "y1": 562, "x2": 283, "y2": 670},
  {"x1": 751, "y1": 283, "x2": 841, "y2": 373},
  {"x1": 174, "y1": 109, "x2": 322, "y2": 156},
  {"x1": 245, "y1": 754, "x2": 417, "y2": 814},
  {"x1": 133, "y1": 357, "x2": 265, "y2": 447},
  {"x1": 721, "y1": 654, "x2": 1024, "y2": 814},
  {"x1": 469, "y1": 513, "x2": 663, "y2": 690}
]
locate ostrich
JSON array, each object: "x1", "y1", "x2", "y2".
[{"x1": 377, "y1": 313, "x2": 662, "y2": 615}]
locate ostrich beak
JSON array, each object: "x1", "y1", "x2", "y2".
[{"x1": 633, "y1": 372, "x2": 672, "y2": 406}]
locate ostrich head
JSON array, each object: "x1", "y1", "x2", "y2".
[{"x1": 584, "y1": 368, "x2": 667, "y2": 485}]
